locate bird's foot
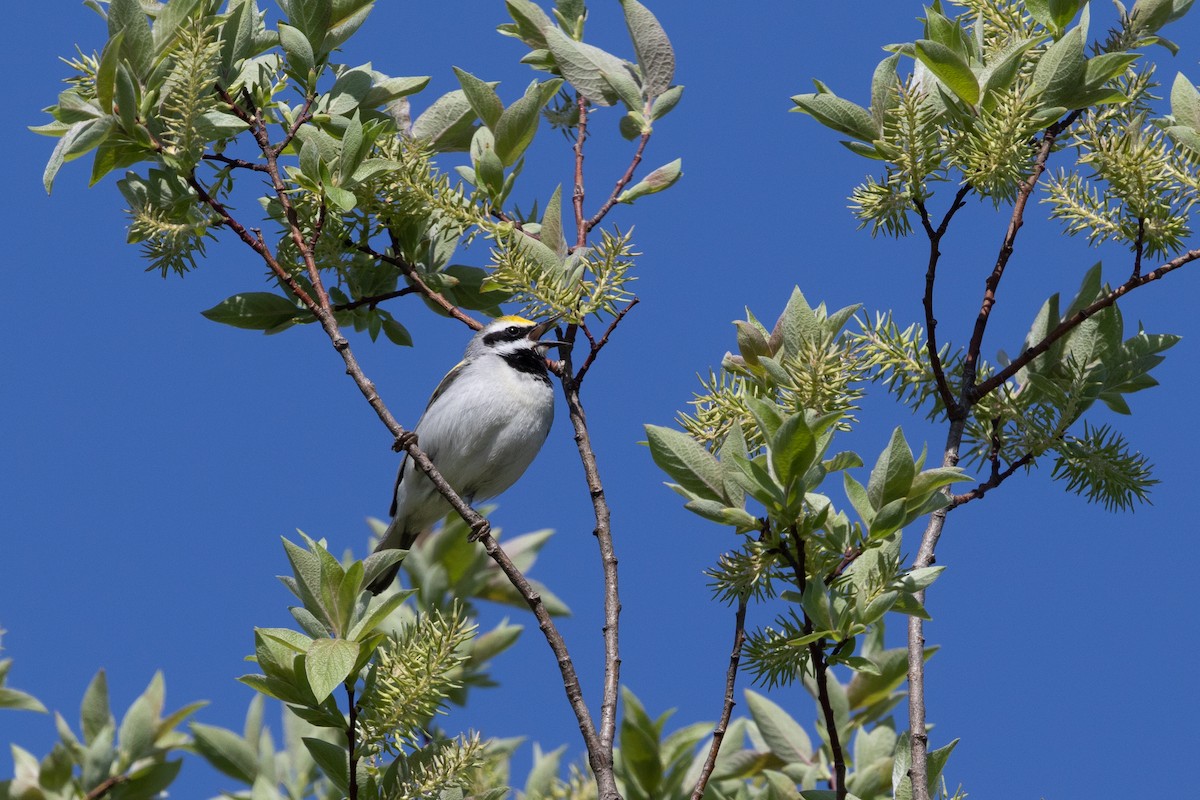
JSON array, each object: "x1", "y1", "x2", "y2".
[
  {"x1": 467, "y1": 518, "x2": 491, "y2": 542},
  {"x1": 392, "y1": 430, "x2": 419, "y2": 452}
]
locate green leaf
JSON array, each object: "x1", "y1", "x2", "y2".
[
  {"x1": 620, "y1": 0, "x2": 675, "y2": 98},
  {"x1": 1171, "y1": 72, "x2": 1200, "y2": 129},
  {"x1": 790, "y1": 90, "x2": 879, "y2": 142},
  {"x1": 914, "y1": 39, "x2": 979, "y2": 106},
  {"x1": 895, "y1": 566, "x2": 944, "y2": 592},
  {"x1": 107, "y1": 0, "x2": 154, "y2": 78},
  {"x1": 1032, "y1": 26, "x2": 1086, "y2": 108},
  {"x1": 0, "y1": 688, "x2": 46, "y2": 713},
  {"x1": 201, "y1": 293, "x2": 302, "y2": 330},
  {"x1": 81, "y1": 670, "x2": 111, "y2": 745},
  {"x1": 771, "y1": 412, "x2": 817, "y2": 488},
  {"x1": 303, "y1": 738, "x2": 350, "y2": 792},
  {"x1": 117, "y1": 693, "x2": 156, "y2": 765},
  {"x1": 683, "y1": 499, "x2": 758, "y2": 531},
  {"x1": 282, "y1": 0, "x2": 332, "y2": 55},
  {"x1": 541, "y1": 185, "x2": 567, "y2": 258},
  {"x1": 96, "y1": 31, "x2": 124, "y2": 114},
  {"x1": 543, "y1": 26, "x2": 621, "y2": 106},
  {"x1": 278, "y1": 23, "x2": 316, "y2": 81},
  {"x1": 650, "y1": 84, "x2": 683, "y2": 121},
  {"x1": 645, "y1": 424, "x2": 725, "y2": 502},
  {"x1": 866, "y1": 428, "x2": 915, "y2": 510},
  {"x1": 191, "y1": 723, "x2": 257, "y2": 783},
  {"x1": 619, "y1": 688, "x2": 663, "y2": 796},
  {"x1": 453, "y1": 67, "x2": 503, "y2": 129},
  {"x1": 616, "y1": 157, "x2": 682, "y2": 203},
  {"x1": 1026, "y1": 0, "x2": 1081, "y2": 33},
  {"x1": 494, "y1": 87, "x2": 545, "y2": 166},
  {"x1": 745, "y1": 690, "x2": 813, "y2": 764},
  {"x1": 304, "y1": 638, "x2": 360, "y2": 702},
  {"x1": 324, "y1": 0, "x2": 375, "y2": 51}
]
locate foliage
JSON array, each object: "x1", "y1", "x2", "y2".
[
  {"x1": 15, "y1": 1, "x2": 1200, "y2": 800},
  {"x1": 0, "y1": 669, "x2": 203, "y2": 800}
]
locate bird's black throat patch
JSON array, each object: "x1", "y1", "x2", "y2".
[{"x1": 501, "y1": 348, "x2": 552, "y2": 384}]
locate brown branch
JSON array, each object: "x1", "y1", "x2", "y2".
[
  {"x1": 191, "y1": 111, "x2": 609, "y2": 797},
  {"x1": 690, "y1": 595, "x2": 749, "y2": 800},
  {"x1": 1132, "y1": 217, "x2": 1146, "y2": 279},
  {"x1": 962, "y1": 112, "x2": 1079, "y2": 401},
  {"x1": 914, "y1": 186, "x2": 971, "y2": 417},
  {"x1": 575, "y1": 298, "x2": 639, "y2": 386},
  {"x1": 586, "y1": 132, "x2": 650, "y2": 233},
  {"x1": 360, "y1": 239, "x2": 482, "y2": 331},
  {"x1": 949, "y1": 451, "x2": 1036, "y2": 507},
  {"x1": 331, "y1": 287, "x2": 419, "y2": 312},
  {"x1": 86, "y1": 776, "x2": 128, "y2": 800},
  {"x1": 573, "y1": 95, "x2": 590, "y2": 249},
  {"x1": 346, "y1": 684, "x2": 359, "y2": 800},
  {"x1": 974, "y1": 246, "x2": 1200, "y2": 397},
  {"x1": 273, "y1": 92, "x2": 317, "y2": 156},
  {"x1": 908, "y1": 114, "x2": 1077, "y2": 800},
  {"x1": 556, "y1": 334, "x2": 623, "y2": 800},
  {"x1": 778, "y1": 529, "x2": 845, "y2": 799},
  {"x1": 202, "y1": 152, "x2": 268, "y2": 172}
]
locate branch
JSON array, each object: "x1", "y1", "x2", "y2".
[
  {"x1": 778, "y1": 529, "x2": 845, "y2": 800},
  {"x1": 201, "y1": 152, "x2": 268, "y2": 172},
  {"x1": 331, "y1": 287, "x2": 419, "y2": 312},
  {"x1": 586, "y1": 131, "x2": 650, "y2": 233},
  {"x1": 690, "y1": 595, "x2": 749, "y2": 800},
  {"x1": 949, "y1": 451, "x2": 1035, "y2": 507},
  {"x1": 914, "y1": 186, "x2": 972, "y2": 416},
  {"x1": 192, "y1": 133, "x2": 606, "y2": 799},
  {"x1": 557, "y1": 335, "x2": 623, "y2": 800},
  {"x1": 360, "y1": 239, "x2": 483, "y2": 331},
  {"x1": 575, "y1": 298, "x2": 639, "y2": 386},
  {"x1": 974, "y1": 246, "x2": 1200, "y2": 397},
  {"x1": 573, "y1": 95, "x2": 590, "y2": 249},
  {"x1": 1132, "y1": 217, "x2": 1146, "y2": 280},
  {"x1": 272, "y1": 92, "x2": 316, "y2": 156},
  {"x1": 346, "y1": 684, "x2": 359, "y2": 800},
  {"x1": 86, "y1": 776, "x2": 128, "y2": 800},
  {"x1": 962, "y1": 113, "x2": 1079, "y2": 398}
]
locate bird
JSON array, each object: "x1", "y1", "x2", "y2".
[{"x1": 367, "y1": 314, "x2": 564, "y2": 594}]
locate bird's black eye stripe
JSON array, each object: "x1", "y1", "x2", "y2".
[{"x1": 483, "y1": 325, "x2": 532, "y2": 346}]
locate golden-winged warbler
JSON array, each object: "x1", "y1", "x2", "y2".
[{"x1": 367, "y1": 314, "x2": 564, "y2": 594}]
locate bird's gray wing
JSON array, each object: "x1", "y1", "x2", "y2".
[{"x1": 389, "y1": 359, "x2": 468, "y2": 516}]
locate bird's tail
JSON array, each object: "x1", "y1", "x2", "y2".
[{"x1": 365, "y1": 520, "x2": 419, "y2": 595}]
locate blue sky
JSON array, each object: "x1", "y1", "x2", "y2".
[{"x1": 3, "y1": 2, "x2": 1199, "y2": 798}]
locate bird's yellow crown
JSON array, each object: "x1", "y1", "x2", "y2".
[{"x1": 494, "y1": 314, "x2": 536, "y2": 326}]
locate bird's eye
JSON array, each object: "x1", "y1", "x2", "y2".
[{"x1": 506, "y1": 326, "x2": 522, "y2": 336}]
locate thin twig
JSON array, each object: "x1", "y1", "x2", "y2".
[
  {"x1": 332, "y1": 287, "x2": 419, "y2": 312},
  {"x1": 586, "y1": 131, "x2": 650, "y2": 233},
  {"x1": 201, "y1": 152, "x2": 268, "y2": 172},
  {"x1": 573, "y1": 95, "x2": 590, "y2": 249},
  {"x1": 190, "y1": 111, "x2": 608, "y2": 794},
  {"x1": 346, "y1": 684, "x2": 359, "y2": 800},
  {"x1": 557, "y1": 333, "x2": 623, "y2": 800},
  {"x1": 690, "y1": 595, "x2": 749, "y2": 800},
  {"x1": 778, "y1": 529, "x2": 845, "y2": 800},
  {"x1": 961, "y1": 112, "x2": 1079, "y2": 399},
  {"x1": 575, "y1": 298, "x2": 640, "y2": 386},
  {"x1": 1132, "y1": 217, "x2": 1146, "y2": 279},
  {"x1": 272, "y1": 92, "x2": 317, "y2": 156},
  {"x1": 360, "y1": 239, "x2": 483, "y2": 331},
  {"x1": 914, "y1": 186, "x2": 971, "y2": 416},
  {"x1": 949, "y1": 451, "x2": 1036, "y2": 507},
  {"x1": 86, "y1": 776, "x2": 128, "y2": 800},
  {"x1": 975, "y1": 246, "x2": 1200, "y2": 397}
]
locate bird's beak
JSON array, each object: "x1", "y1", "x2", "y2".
[{"x1": 528, "y1": 313, "x2": 567, "y2": 348}]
